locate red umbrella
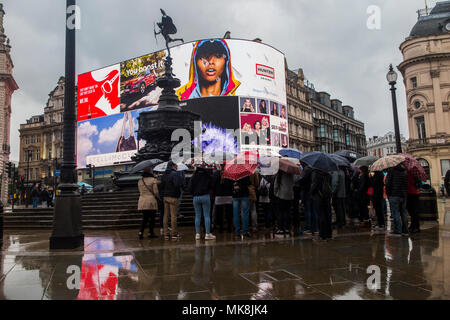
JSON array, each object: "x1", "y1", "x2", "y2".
[
  {"x1": 400, "y1": 153, "x2": 427, "y2": 181},
  {"x1": 223, "y1": 151, "x2": 258, "y2": 181}
]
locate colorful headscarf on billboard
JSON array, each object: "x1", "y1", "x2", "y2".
[{"x1": 176, "y1": 39, "x2": 241, "y2": 100}]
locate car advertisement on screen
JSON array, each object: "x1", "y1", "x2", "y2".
[{"x1": 76, "y1": 38, "x2": 287, "y2": 167}]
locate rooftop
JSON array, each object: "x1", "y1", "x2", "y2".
[{"x1": 410, "y1": 1, "x2": 450, "y2": 38}]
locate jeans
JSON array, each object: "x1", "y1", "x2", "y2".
[
  {"x1": 193, "y1": 194, "x2": 211, "y2": 234},
  {"x1": 215, "y1": 204, "x2": 233, "y2": 232},
  {"x1": 32, "y1": 197, "x2": 39, "y2": 208},
  {"x1": 261, "y1": 202, "x2": 273, "y2": 228},
  {"x1": 302, "y1": 191, "x2": 317, "y2": 231},
  {"x1": 233, "y1": 197, "x2": 250, "y2": 236},
  {"x1": 406, "y1": 194, "x2": 420, "y2": 229},
  {"x1": 389, "y1": 196, "x2": 408, "y2": 234}
]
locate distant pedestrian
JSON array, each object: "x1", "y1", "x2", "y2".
[
  {"x1": 137, "y1": 167, "x2": 160, "y2": 239},
  {"x1": 259, "y1": 175, "x2": 273, "y2": 230},
  {"x1": 357, "y1": 166, "x2": 371, "y2": 227},
  {"x1": 161, "y1": 161, "x2": 183, "y2": 240},
  {"x1": 331, "y1": 168, "x2": 346, "y2": 228},
  {"x1": 80, "y1": 184, "x2": 86, "y2": 196},
  {"x1": 299, "y1": 164, "x2": 317, "y2": 235},
  {"x1": 41, "y1": 188, "x2": 50, "y2": 208},
  {"x1": 311, "y1": 169, "x2": 332, "y2": 240},
  {"x1": 248, "y1": 172, "x2": 260, "y2": 233},
  {"x1": 274, "y1": 171, "x2": 294, "y2": 236},
  {"x1": 445, "y1": 169, "x2": 450, "y2": 196},
  {"x1": 31, "y1": 184, "x2": 40, "y2": 208},
  {"x1": 386, "y1": 164, "x2": 409, "y2": 236},
  {"x1": 189, "y1": 167, "x2": 215, "y2": 240}
]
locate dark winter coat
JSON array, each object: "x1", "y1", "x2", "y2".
[
  {"x1": 311, "y1": 169, "x2": 332, "y2": 200},
  {"x1": 189, "y1": 168, "x2": 212, "y2": 196},
  {"x1": 385, "y1": 164, "x2": 408, "y2": 198},
  {"x1": 161, "y1": 168, "x2": 183, "y2": 198}
]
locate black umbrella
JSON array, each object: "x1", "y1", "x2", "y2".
[
  {"x1": 353, "y1": 156, "x2": 379, "y2": 167},
  {"x1": 129, "y1": 159, "x2": 163, "y2": 174},
  {"x1": 328, "y1": 154, "x2": 351, "y2": 168},
  {"x1": 299, "y1": 152, "x2": 339, "y2": 172},
  {"x1": 334, "y1": 150, "x2": 362, "y2": 162}
]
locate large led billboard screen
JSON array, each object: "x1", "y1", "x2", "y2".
[{"x1": 77, "y1": 38, "x2": 287, "y2": 168}]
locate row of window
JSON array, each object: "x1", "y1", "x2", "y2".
[
  {"x1": 24, "y1": 149, "x2": 40, "y2": 161},
  {"x1": 24, "y1": 168, "x2": 40, "y2": 181},
  {"x1": 312, "y1": 107, "x2": 363, "y2": 135},
  {"x1": 24, "y1": 135, "x2": 41, "y2": 145}
]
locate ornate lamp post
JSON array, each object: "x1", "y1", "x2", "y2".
[
  {"x1": 387, "y1": 64, "x2": 403, "y2": 154},
  {"x1": 49, "y1": 0, "x2": 84, "y2": 249}
]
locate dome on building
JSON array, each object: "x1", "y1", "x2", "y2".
[{"x1": 409, "y1": 1, "x2": 450, "y2": 38}]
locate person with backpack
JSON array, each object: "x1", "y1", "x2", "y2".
[
  {"x1": 232, "y1": 176, "x2": 251, "y2": 238},
  {"x1": 311, "y1": 168, "x2": 332, "y2": 241}
]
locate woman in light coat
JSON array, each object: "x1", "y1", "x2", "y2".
[{"x1": 138, "y1": 167, "x2": 160, "y2": 239}]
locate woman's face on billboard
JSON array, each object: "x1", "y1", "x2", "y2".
[
  {"x1": 197, "y1": 53, "x2": 226, "y2": 83},
  {"x1": 254, "y1": 122, "x2": 261, "y2": 130}
]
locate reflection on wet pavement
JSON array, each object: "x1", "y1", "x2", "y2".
[{"x1": 0, "y1": 201, "x2": 449, "y2": 300}]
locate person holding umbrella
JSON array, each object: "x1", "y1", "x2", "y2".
[
  {"x1": 331, "y1": 167, "x2": 346, "y2": 228},
  {"x1": 274, "y1": 170, "x2": 295, "y2": 236},
  {"x1": 137, "y1": 167, "x2": 160, "y2": 239},
  {"x1": 370, "y1": 171, "x2": 386, "y2": 230},
  {"x1": 232, "y1": 176, "x2": 252, "y2": 238},
  {"x1": 311, "y1": 168, "x2": 332, "y2": 241},
  {"x1": 357, "y1": 166, "x2": 371, "y2": 227},
  {"x1": 212, "y1": 164, "x2": 233, "y2": 233}
]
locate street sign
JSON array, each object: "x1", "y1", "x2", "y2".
[
  {"x1": 54, "y1": 170, "x2": 61, "y2": 177},
  {"x1": 94, "y1": 170, "x2": 113, "y2": 176}
]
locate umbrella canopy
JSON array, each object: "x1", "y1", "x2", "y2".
[
  {"x1": 400, "y1": 153, "x2": 427, "y2": 181},
  {"x1": 129, "y1": 159, "x2": 163, "y2": 174},
  {"x1": 300, "y1": 152, "x2": 338, "y2": 172},
  {"x1": 279, "y1": 148, "x2": 302, "y2": 160},
  {"x1": 283, "y1": 157, "x2": 300, "y2": 165},
  {"x1": 78, "y1": 182, "x2": 92, "y2": 188},
  {"x1": 334, "y1": 150, "x2": 362, "y2": 162},
  {"x1": 328, "y1": 154, "x2": 351, "y2": 168},
  {"x1": 154, "y1": 162, "x2": 189, "y2": 172},
  {"x1": 223, "y1": 151, "x2": 258, "y2": 181},
  {"x1": 278, "y1": 158, "x2": 302, "y2": 175},
  {"x1": 353, "y1": 155, "x2": 379, "y2": 167},
  {"x1": 371, "y1": 155, "x2": 406, "y2": 172}
]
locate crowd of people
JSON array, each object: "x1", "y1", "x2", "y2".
[
  {"x1": 137, "y1": 158, "x2": 424, "y2": 242},
  {"x1": 11, "y1": 183, "x2": 54, "y2": 208}
]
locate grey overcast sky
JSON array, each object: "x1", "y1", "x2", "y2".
[{"x1": 2, "y1": 0, "x2": 438, "y2": 161}]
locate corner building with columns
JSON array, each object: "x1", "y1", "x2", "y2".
[{"x1": 398, "y1": 1, "x2": 450, "y2": 188}]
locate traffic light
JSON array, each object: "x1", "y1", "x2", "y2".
[
  {"x1": 86, "y1": 164, "x2": 92, "y2": 178},
  {"x1": 7, "y1": 162, "x2": 12, "y2": 178},
  {"x1": 20, "y1": 176, "x2": 25, "y2": 184}
]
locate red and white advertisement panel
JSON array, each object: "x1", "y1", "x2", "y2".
[{"x1": 77, "y1": 64, "x2": 121, "y2": 122}]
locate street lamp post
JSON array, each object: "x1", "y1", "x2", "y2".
[
  {"x1": 387, "y1": 64, "x2": 403, "y2": 154},
  {"x1": 49, "y1": 0, "x2": 84, "y2": 249}
]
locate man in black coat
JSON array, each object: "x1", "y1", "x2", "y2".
[
  {"x1": 311, "y1": 169, "x2": 332, "y2": 240},
  {"x1": 386, "y1": 164, "x2": 409, "y2": 236}
]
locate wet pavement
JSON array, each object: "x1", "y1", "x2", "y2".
[{"x1": 1, "y1": 199, "x2": 450, "y2": 300}]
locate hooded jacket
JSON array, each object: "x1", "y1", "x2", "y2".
[{"x1": 176, "y1": 39, "x2": 241, "y2": 100}]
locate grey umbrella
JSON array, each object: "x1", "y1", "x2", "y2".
[
  {"x1": 353, "y1": 156, "x2": 379, "y2": 167},
  {"x1": 329, "y1": 154, "x2": 351, "y2": 167},
  {"x1": 334, "y1": 150, "x2": 362, "y2": 162},
  {"x1": 129, "y1": 159, "x2": 163, "y2": 174}
]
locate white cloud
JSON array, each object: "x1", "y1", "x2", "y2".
[
  {"x1": 77, "y1": 121, "x2": 98, "y2": 167},
  {"x1": 98, "y1": 118, "x2": 123, "y2": 144}
]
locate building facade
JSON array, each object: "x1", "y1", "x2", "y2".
[
  {"x1": 308, "y1": 89, "x2": 367, "y2": 155},
  {"x1": 18, "y1": 77, "x2": 65, "y2": 187},
  {"x1": 398, "y1": 1, "x2": 450, "y2": 188},
  {"x1": 367, "y1": 131, "x2": 407, "y2": 158},
  {"x1": 286, "y1": 68, "x2": 315, "y2": 152},
  {"x1": 0, "y1": 4, "x2": 18, "y2": 203}
]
